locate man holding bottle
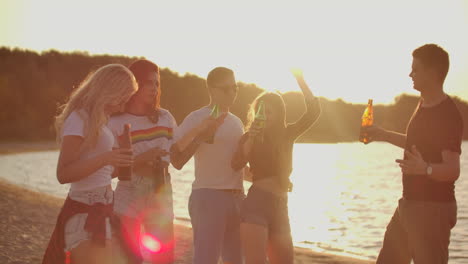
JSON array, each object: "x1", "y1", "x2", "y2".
[
  {"x1": 171, "y1": 67, "x2": 245, "y2": 264},
  {"x1": 366, "y1": 44, "x2": 463, "y2": 264}
]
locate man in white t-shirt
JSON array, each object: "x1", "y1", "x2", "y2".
[
  {"x1": 109, "y1": 60, "x2": 176, "y2": 264},
  {"x1": 171, "y1": 67, "x2": 244, "y2": 264}
]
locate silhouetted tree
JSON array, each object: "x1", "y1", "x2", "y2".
[{"x1": 1, "y1": 47, "x2": 467, "y2": 143}]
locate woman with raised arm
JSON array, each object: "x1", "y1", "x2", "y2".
[{"x1": 232, "y1": 70, "x2": 321, "y2": 264}]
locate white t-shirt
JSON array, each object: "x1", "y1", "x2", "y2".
[
  {"x1": 108, "y1": 109, "x2": 177, "y2": 177},
  {"x1": 108, "y1": 109, "x2": 176, "y2": 217},
  {"x1": 174, "y1": 107, "x2": 244, "y2": 190},
  {"x1": 62, "y1": 110, "x2": 115, "y2": 192}
]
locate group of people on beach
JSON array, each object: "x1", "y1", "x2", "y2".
[{"x1": 41, "y1": 43, "x2": 462, "y2": 264}]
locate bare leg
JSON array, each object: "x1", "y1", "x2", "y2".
[
  {"x1": 240, "y1": 222, "x2": 268, "y2": 264},
  {"x1": 118, "y1": 214, "x2": 143, "y2": 264},
  {"x1": 70, "y1": 238, "x2": 114, "y2": 264},
  {"x1": 267, "y1": 232, "x2": 294, "y2": 264}
]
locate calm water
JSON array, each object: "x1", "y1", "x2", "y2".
[{"x1": 1, "y1": 142, "x2": 467, "y2": 262}]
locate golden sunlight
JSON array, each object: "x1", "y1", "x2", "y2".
[
  {"x1": 2, "y1": 0, "x2": 468, "y2": 104},
  {"x1": 289, "y1": 144, "x2": 344, "y2": 243},
  {"x1": 1, "y1": 0, "x2": 468, "y2": 262}
]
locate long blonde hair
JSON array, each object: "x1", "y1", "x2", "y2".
[{"x1": 55, "y1": 64, "x2": 137, "y2": 152}]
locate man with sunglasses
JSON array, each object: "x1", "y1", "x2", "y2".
[{"x1": 171, "y1": 67, "x2": 245, "y2": 264}]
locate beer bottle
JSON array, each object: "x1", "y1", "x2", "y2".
[
  {"x1": 359, "y1": 99, "x2": 373, "y2": 144},
  {"x1": 254, "y1": 100, "x2": 266, "y2": 142},
  {"x1": 153, "y1": 156, "x2": 167, "y2": 191},
  {"x1": 205, "y1": 104, "x2": 219, "y2": 144},
  {"x1": 118, "y1": 123, "x2": 132, "y2": 181}
]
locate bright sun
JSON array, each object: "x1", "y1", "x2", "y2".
[{"x1": 1, "y1": 0, "x2": 468, "y2": 104}]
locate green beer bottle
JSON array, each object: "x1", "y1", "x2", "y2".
[
  {"x1": 206, "y1": 104, "x2": 219, "y2": 144},
  {"x1": 255, "y1": 100, "x2": 266, "y2": 142}
]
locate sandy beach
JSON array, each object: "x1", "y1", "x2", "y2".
[{"x1": 0, "y1": 142, "x2": 374, "y2": 263}]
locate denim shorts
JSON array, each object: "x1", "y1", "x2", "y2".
[
  {"x1": 64, "y1": 185, "x2": 114, "y2": 251},
  {"x1": 240, "y1": 185, "x2": 291, "y2": 235},
  {"x1": 114, "y1": 174, "x2": 173, "y2": 219}
]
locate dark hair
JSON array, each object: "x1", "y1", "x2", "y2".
[
  {"x1": 412, "y1": 44, "x2": 449, "y2": 82},
  {"x1": 129, "y1": 59, "x2": 159, "y2": 82},
  {"x1": 206, "y1": 67, "x2": 234, "y2": 92},
  {"x1": 128, "y1": 59, "x2": 161, "y2": 123}
]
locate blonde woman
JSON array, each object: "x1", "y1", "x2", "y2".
[{"x1": 42, "y1": 64, "x2": 138, "y2": 264}]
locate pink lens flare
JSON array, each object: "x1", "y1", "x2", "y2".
[{"x1": 141, "y1": 233, "x2": 162, "y2": 253}]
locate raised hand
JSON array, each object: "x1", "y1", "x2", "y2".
[
  {"x1": 291, "y1": 68, "x2": 304, "y2": 79},
  {"x1": 395, "y1": 145, "x2": 427, "y2": 175},
  {"x1": 291, "y1": 68, "x2": 317, "y2": 106}
]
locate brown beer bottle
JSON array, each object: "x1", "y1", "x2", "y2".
[
  {"x1": 118, "y1": 123, "x2": 132, "y2": 181},
  {"x1": 205, "y1": 104, "x2": 219, "y2": 144},
  {"x1": 153, "y1": 156, "x2": 169, "y2": 191},
  {"x1": 359, "y1": 99, "x2": 373, "y2": 144}
]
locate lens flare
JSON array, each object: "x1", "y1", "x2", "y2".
[{"x1": 141, "y1": 233, "x2": 162, "y2": 253}]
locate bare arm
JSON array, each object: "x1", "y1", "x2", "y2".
[
  {"x1": 396, "y1": 146, "x2": 460, "y2": 182},
  {"x1": 295, "y1": 71, "x2": 318, "y2": 104},
  {"x1": 171, "y1": 113, "x2": 227, "y2": 170},
  {"x1": 231, "y1": 133, "x2": 252, "y2": 171},
  {"x1": 288, "y1": 71, "x2": 321, "y2": 138},
  {"x1": 429, "y1": 151, "x2": 460, "y2": 182},
  {"x1": 170, "y1": 137, "x2": 201, "y2": 170},
  {"x1": 382, "y1": 130, "x2": 407, "y2": 149},
  {"x1": 231, "y1": 119, "x2": 264, "y2": 171},
  {"x1": 366, "y1": 126, "x2": 407, "y2": 149},
  {"x1": 170, "y1": 120, "x2": 206, "y2": 170},
  {"x1": 231, "y1": 137, "x2": 255, "y2": 181},
  {"x1": 57, "y1": 136, "x2": 133, "y2": 184}
]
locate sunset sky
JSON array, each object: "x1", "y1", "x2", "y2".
[{"x1": 1, "y1": 0, "x2": 468, "y2": 103}]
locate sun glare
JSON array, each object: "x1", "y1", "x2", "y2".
[
  {"x1": 1, "y1": 0, "x2": 468, "y2": 104},
  {"x1": 289, "y1": 144, "x2": 345, "y2": 243}
]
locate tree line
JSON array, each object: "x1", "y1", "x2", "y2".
[{"x1": 1, "y1": 47, "x2": 467, "y2": 143}]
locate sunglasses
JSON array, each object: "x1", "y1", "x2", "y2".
[{"x1": 214, "y1": 84, "x2": 239, "y2": 93}]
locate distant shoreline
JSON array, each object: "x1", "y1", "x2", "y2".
[
  {"x1": 0, "y1": 140, "x2": 59, "y2": 154},
  {"x1": 0, "y1": 139, "x2": 362, "y2": 155}
]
